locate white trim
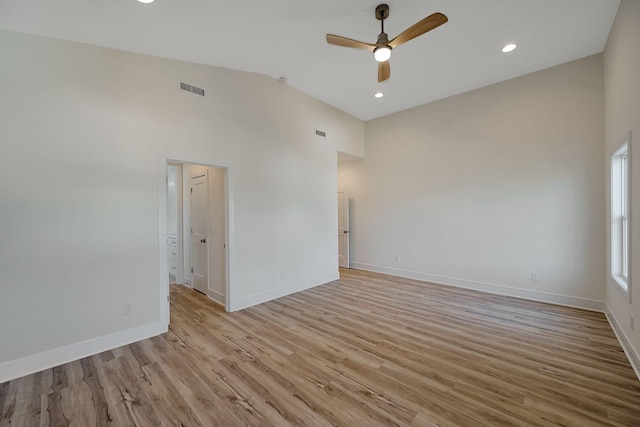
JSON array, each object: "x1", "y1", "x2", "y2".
[
  {"x1": 612, "y1": 274, "x2": 629, "y2": 297},
  {"x1": 0, "y1": 322, "x2": 166, "y2": 384},
  {"x1": 232, "y1": 272, "x2": 339, "y2": 311},
  {"x1": 350, "y1": 262, "x2": 605, "y2": 312},
  {"x1": 159, "y1": 151, "x2": 235, "y2": 313},
  {"x1": 609, "y1": 134, "x2": 632, "y2": 302},
  {"x1": 604, "y1": 304, "x2": 640, "y2": 381},
  {"x1": 225, "y1": 164, "x2": 236, "y2": 310},
  {"x1": 208, "y1": 289, "x2": 225, "y2": 306},
  {"x1": 158, "y1": 154, "x2": 170, "y2": 326}
]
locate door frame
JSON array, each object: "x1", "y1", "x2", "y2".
[{"x1": 158, "y1": 152, "x2": 235, "y2": 326}]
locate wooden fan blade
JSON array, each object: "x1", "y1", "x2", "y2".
[
  {"x1": 326, "y1": 34, "x2": 376, "y2": 52},
  {"x1": 388, "y1": 12, "x2": 448, "y2": 48},
  {"x1": 378, "y1": 61, "x2": 390, "y2": 82}
]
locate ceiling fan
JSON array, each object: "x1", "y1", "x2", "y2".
[{"x1": 326, "y1": 4, "x2": 448, "y2": 83}]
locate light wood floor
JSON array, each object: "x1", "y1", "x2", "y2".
[{"x1": 2, "y1": 269, "x2": 640, "y2": 426}]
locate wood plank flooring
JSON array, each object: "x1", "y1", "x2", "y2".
[{"x1": 2, "y1": 268, "x2": 640, "y2": 426}]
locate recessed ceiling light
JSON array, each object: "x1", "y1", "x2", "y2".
[
  {"x1": 374, "y1": 92, "x2": 384, "y2": 99},
  {"x1": 137, "y1": 0, "x2": 154, "y2": 3},
  {"x1": 502, "y1": 43, "x2": 517, "y2": 53}
]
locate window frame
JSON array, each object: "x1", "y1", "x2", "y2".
[{"x1": 610, "y1": 138, "x2": 631, "y2": 299}]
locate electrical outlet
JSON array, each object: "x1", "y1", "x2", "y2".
[
  {"x1": 395, "y1": 256, "x2": 400, "y2": 263},
  {"x1": 531, "y1": 272, "x2": 539, "y2": 281},
  {"x1": 123, "y1": 302, "x2": 133, "y2": 316},
  {"x1": 280, "y1": 271, "x2": 286, "y2": 280}
]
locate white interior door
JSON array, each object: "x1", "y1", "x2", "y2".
[
  {"x1": 190, "y1": 174, "x2": 208, "y2": 294},
  {"x1": 338, "y1": 192, "x2": 350, "y2": 268}
]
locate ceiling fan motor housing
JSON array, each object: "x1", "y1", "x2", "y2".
[{"x1": 376, "y1": 32, "x2": 389, "y2": 44}]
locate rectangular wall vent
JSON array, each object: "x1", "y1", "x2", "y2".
[
  {"x1": 315, "y1": 129, "x2": 327, "y2": 137},
  {"x1": 180, "y1": 82, "x2": 205, "y2": 96}
]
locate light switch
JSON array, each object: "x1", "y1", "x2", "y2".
[{"x1": 209, "y1": 225, "x2": 215, "y2": 234}]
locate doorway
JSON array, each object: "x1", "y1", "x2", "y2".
[
  {"x1": 183, "y1": 165, "x2": 227, "y2": 305},
  {"x1": 159, "y1": 153, "x2": 233, "y2": 326}
]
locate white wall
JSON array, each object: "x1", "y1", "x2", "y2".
[
  {"x1": 0, "y1": 28, "x2": 364, "y2": 370},
  {"x1": 604, "y1": 0, "x2": 640, "y2": 366},
  {"x1": 339, "y1": 54, "x2": 605, "y2": 309}
]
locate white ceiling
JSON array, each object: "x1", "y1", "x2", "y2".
[{"x1": 0, "y1": 0, "x2": 620, "y2": 121}]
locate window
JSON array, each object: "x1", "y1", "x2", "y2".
[{"x1": 611, "y1": 141, "x2": 630, "y2": 293}]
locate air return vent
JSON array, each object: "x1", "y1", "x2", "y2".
[
  {"x1": 180, "y1": 82, "x2": 205, "y2": 96},
  {"x1": 315, "y1": 129, "x2": 327, "y2": 138}
]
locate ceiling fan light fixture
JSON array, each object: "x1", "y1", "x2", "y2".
[
  {"x1": 374, "y1": 92, "x2": 384, "y2": 98},
  {"x1": 502, "y1": 43, "x2": 517, "y2": 53},
  {"x1": 326, "y1": 5, "x2": 447, "y2": 82},
  {"x1": 374, "y1": 46, "x2": 391, "y2": 62}
]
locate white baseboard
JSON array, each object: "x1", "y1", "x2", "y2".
[
  {"x1": 230, "y1": 272, "x2": 339, "y2": 311},
  {"x1": 350, "y1": 262, "x2": 605, "y2": 312},
  {"x1": 0, "y1": 322, "x2": 166, "y2": 384},
  {"x1": 604, "y1": 304, "x2": 640, "y2": 381},
  {"x1": 208, "y1": 289, "x2": 225, "y2": 306}
]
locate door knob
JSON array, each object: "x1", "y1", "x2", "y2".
[
  {"x1": 343, "y1": 230, "x2": 349, "y2": 234},
  {"x1": 201, "y1": 238, "x2": 206, "y2": 244}
]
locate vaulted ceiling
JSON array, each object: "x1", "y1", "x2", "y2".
[{"x1": 0, "y1": 0, "x2": 620, "y2": 120}]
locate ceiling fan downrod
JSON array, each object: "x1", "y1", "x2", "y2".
[{"x1": 376, "y1": 3, "x2": 389, "y2": 41}]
